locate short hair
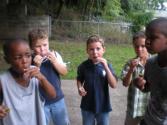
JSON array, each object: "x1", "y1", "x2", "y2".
[
  {"x1": 146, "y1": 17, "x2": 167, "y2": 38},
  {"x1": 132, "y1": 31, "x2": 146, "y2": 44},
  {"x1": 28, "y1": 28, "x2": 48, "y2": 47},
  {"x1": 3, "y1": 38, "x2": 28, "y2": 57},
  {"x1": 86, "y1": 35, "x2": 105, "y2": 48}
]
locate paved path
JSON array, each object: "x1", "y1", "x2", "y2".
[{"x1": 60, "y1": 80, "x2": 128, "y2": 125}]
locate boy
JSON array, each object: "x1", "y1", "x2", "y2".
[
  {"x1": 0, "y1": 39, "x2": 56, "y2": 125},
  {"x1": 76, "y1": 35, "x2": 117, "y2": 125},
  {"x1": 121, "y1": 31, "x2": 150, "y2": 125},
  {"x1": 135, "y1": 18, "x2": 167, "y2": 125},
  {"x1": 28, "y1": 29, "x2": 70, "y2": 125}
]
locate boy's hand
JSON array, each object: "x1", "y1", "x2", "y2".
[
  {"x1": 46, "y1": 50, "x2": 58, "y2": 64},
  {"x1": 133, "y1": 77, "x2": 146, "y2": 90},
  {"x1": 24, "y1": 66, "x2": 44, "y2": 81},
  {"x1": 78, "y1": 87, "x2": 87, "y2": 97},
  {"x1": 33, "y1": 55, "x2": 43, "y2": 67},
  {"x1": 129, "y1": 58, "x2": 139, "y2": 71},
  {"x1": 96, "y1": 57, "x2": 107, "y2": 66},
  {"x1": 0, "y1": 105, "x2": 9, "y2": 119}
]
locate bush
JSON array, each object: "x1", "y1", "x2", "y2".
[{"x1": 128, "y1": 11, "x2": 154, "y2": 33}]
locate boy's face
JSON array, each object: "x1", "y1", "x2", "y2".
[
  {"x1": 87, "y1": 42, "x2": 105, "y2": 63},
  {"x1": 7, "y1": 42, "x2": 32, "y2": 74},
  {"x1": 31, "y1": 38, "x2": 49, "y2": 57},
  {"x1": 146, "y1": 30, "x2": 167, "y2": 54},
  {"x1": 133, "y1": 38, "x2": 148, "y2": 58}
]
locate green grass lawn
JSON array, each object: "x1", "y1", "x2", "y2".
[
  {"x1": 0, "y1": 41, "x2": 135, "y2": 79},
  {"x1": 50, "y1": 41, "x2": 135, "y2": 79}
]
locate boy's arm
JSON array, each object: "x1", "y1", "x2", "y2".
[
  {"x1": 0, "y1": 81, "x2": 9, "y2": 118},
  {"x1": 122, "y1": 66, "x2": 133, "y2": 87},
  {"x1": 133, "y1": 77, "x2": 150, "y2": 92},
  {"x1": 99, "y1": 58, "x2": 117, "y2": 88},
  {"x1": 104, "y1": 64, "x2": 117, "y2": 88},
  {"x1": 47, "y1": 51, "x2": 68, "y2": 76},
  {"x1": 77, "y1": 80, "x2": 87, "y2": 96},
  {"x1": 0, "y1": 82, "x2": 1, "y2": 100},
  {"x1": 51, "y1": 59, "x2": 67, "y2": 76},
  {"x1": 136, "y1": 59, "x2": 150, "y2": 92},
  {"x1": 122, "y1": 59, "x2": 138, "y2": 87},
  {"x1": 142, "y1": 80, "x2": 150, "y2": 92},
  {"x1": 29, "y1": 67, "x2": 56, "y2": 98},
  {"x1": 77, "y1": 79, "x2": 82, "y2": 90},
  {"x1": 133, "y1": 61, "x2": 150, "y2": 92},
  {"x1": 38, "y1": 75, "x2": 57, "y2": 98},
  {"x1": 76, "y1": 64, "x2": 87, "y2": 96},
  {"x1": 121, "y1": 62, "x2": 133, "y2": 87},
  {"x1": 0, "y1": 105, "x2": 9, "y2": 119}
]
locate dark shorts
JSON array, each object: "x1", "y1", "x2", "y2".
[{"x1": 140, "y1": 119, "x2": 148, "y2": 125}]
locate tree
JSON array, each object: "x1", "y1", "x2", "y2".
[
  {"x1": 120, "y1": 0, "x2": 155, "y2": 32},
  {"x1": 102, "y1": 0, "x2": 124, "y2": 21},
  {"x1": 2, "y1": 0, "x2": 166, "y2": 24}
]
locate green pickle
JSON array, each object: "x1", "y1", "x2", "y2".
[{"x1": 5, "y1": 108, "x2": 10, "y2": 113}]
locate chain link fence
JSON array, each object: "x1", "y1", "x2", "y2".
[
  {"x1": 51, "y1": 20, "x2": 134, "y2": 44},
  {"x1": 0, "y1": 17, "x2": 134, "y2": 44}
]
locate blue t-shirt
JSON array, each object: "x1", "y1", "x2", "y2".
[
  {"x1": 77, "y1": 59, "x2": 116, "y2": 113},
  {"x1": 39, "y1": 60, "x2": 64, "y2": 105}
]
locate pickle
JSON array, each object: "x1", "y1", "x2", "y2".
[{"x1": 5, "y1": 108, "x2": 10, "y2": 113}]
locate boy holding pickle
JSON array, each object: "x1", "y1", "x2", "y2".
[
  {"x1": 76, "y1": 35, "x2": 117, "y2": 125},
  {"x1": 28, "y1": 28, "x2": 70, "y2": 125},
  {"x1": 121, "y1": 31, "x2": 150, "y2": 125},
  {"x1": 0, "y1": 39, "x2": 56, "y2": 125}
]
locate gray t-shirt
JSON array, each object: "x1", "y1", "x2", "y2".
[
  {"x1": 0, "y1": 71, "x2": 46, "y2": 125},
  {"x1": 144, "y1": 56, "x2": 167, "y2": 125}
]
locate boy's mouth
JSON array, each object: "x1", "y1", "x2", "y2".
[
  {"x1": 93, "y1": 57, "x2": 99, "y2": 63},
  {"x1": 41, "y1": 53, "x2": 47, "y2": 57}
]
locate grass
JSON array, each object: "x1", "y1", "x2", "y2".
[
  {"x1": 0, "y1": 41, "x2": 135, "y2": 79},
  {"x1": 50, "y1": 41, "x2": 135, "y2": 79}
]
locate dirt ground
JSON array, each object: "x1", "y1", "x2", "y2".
[{"x1": 52, "y1": 79, "x2": 128, "y2": 125}]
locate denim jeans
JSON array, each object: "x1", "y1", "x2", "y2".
[
  {"x1": 81, "y1": 109, "x2": 109, "y2": 125},
  {"x1": 44, "y1": 98, "x2": 70, "y2": 125}
]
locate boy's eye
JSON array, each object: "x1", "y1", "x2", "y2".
[
  {"x1": 146, "y1": 39, "x2": 150, "y2": 45},
  {"x1": 35, "y1": 45, "x2": 41, "y2": 48},
  {"x1": 141, "y1": 45, "x2": 145, "y2": 48},
  {"x1": 14, "y1": 56, "x2": 22, "y2": 60},
  {"x1": 26, "y1": 54, "x2": 31, "y2": 58},
  {"x1": 13, "y1": 54, "x2": 31, "y2": 60},
  {"x1": 43, "y1": 44, "x2": 47, "y2": 47},
  {"x1": 135, "y1": 45, "x2": 145, "y2": 49},
  {"x1": 96, "y1": 48, "x2": 100, "y2": 51},
  {"x1": 90, "y1": 48, "x2": 100, "y2": 51},
  {"x1": 150, "y1": 35, "x2": 159, "y2": 41}
]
